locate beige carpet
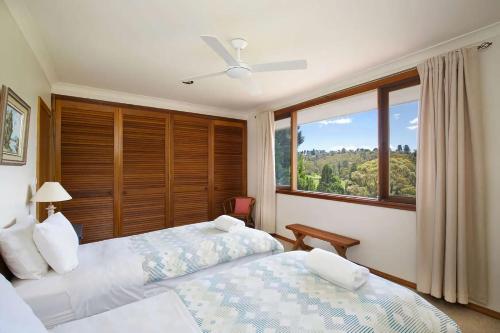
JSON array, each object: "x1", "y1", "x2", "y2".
[{"x1": 275, "y1": 238, "x2": 500, "y2": 333}]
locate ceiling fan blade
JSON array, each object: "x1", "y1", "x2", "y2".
[
  {"x1": 251, "y1": 59, "x2": 307, "y2": 72},
  {"x1": 183, "y1": 71, "x2": 226, "y2": 82},
  {"x1": 200, "y1": 36, "x2": 239, "y2": 67},
  {"x1": 240, "y1": 76, "x2": 262, "y2": 96}
]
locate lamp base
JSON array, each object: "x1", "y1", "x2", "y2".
[{"x1": 46, "y1": 203, "x2": 56, "y2": 216}]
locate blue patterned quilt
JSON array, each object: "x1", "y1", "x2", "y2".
[
  {"x1": 175, "y1": 251, "x2": 460, "y2": 333},
  {"x1": 129, "y1": 222, "x2": 283, "y2": 284}
]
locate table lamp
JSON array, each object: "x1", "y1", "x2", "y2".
[{"x1": 31, "y1": 182, "x2": 72, "y2": 216}]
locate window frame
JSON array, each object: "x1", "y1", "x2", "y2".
[{"x1": 274, "y1": 69, "x2": 420, "y2": 211}]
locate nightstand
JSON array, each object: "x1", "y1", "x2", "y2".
[{"x1": 71, "y1": 223, "x2": 83, "y2": 244}]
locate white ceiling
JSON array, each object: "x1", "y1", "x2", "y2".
[{"x1": 14, "y1": 0, "x2": 500, "y2": 112}]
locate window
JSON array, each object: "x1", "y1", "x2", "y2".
[
  {"x1": 388, "y1": 85, "x2": 419, "y2": 199},
  {"x1": 275, "y1": 118, "x2": 291, "y2": 187},
  {"x1": 274, "y1": 70, "x2": 420, "y2": 210},
  {"x1": 297, "y1": 91, "x2": 379, "y2": 198}
]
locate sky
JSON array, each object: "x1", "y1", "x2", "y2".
[{"x1": 298, "y1": 101, "x2": 419, "y2": 152}]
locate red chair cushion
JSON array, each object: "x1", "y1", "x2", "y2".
[{"x1": 234, "y1": 197, "x2": 252, "y2": 215}]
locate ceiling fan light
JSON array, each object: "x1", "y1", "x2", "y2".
[{"x1": 226, "y1": 66, "x2": 251, "y2": 79}]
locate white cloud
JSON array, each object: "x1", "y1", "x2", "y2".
[
  {"x1": 393, "y1": 113, "x2": 401, "y2": 120},
  {"x1": 407, "y1": 117, "x2": 418, "y2": 130},
  {"x1": 319, "y1": 118, "x2": 352, "y2": 126}
]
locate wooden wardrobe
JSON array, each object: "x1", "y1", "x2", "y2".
[{"x1": 54, "y1": 96, "x2": 246, "y2": 243}]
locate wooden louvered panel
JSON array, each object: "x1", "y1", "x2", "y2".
[
  {"x1": 121, "y1": 190, "x2": 166, "y2": 236},
  {"x1": 62, "y1": 197, "x2": 114, "y2": 241},
  {"x1": 54, "y1": 96, "x2": 248, "y2": 240},
  {"x1": 121, "y1": 109, "x2": 169, "y2": 235},
  {"x1": 171, "y1": 115, "x2": 210, "y2": 226},
  {"x1": 57, "y1": 100, "x2": 118, "y2": 243},
  {"x1": 172, "y1": 192, "x2": 210, "y2": 226},
  {"x1": 212, "y1": 121, "x2": 246, "y2": 218}
]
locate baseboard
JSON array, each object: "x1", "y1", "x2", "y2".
[
  {"x1": 271, "y1": 233, "x2": 500, "y2": 319},
  {"x1": 363, "y1": 266, "x2": 416, "y2": 289},
  {"x1": 465, "y1": 302, "x2": 500, "y2": 320}
]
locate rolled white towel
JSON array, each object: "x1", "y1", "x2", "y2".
[
  {"x1": 305, "y1": 248, "x2": 369, "y2": 291},
  {"x1": 213, "y1": 215, "x2": 245, "y2": 232}
]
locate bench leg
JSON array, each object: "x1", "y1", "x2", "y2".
[
  {"x1": 292, "y1": 231, "x2": 306, "y2": 250},
  {"x1": 332, "y1": 244, "x2": 347, "y2": 258}
]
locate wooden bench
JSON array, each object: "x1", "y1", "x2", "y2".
[{"x1": 285, "y1": 224, "x2": 360, "y2": 258}]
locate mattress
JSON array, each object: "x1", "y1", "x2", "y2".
[{"x1": 13, "y1": 251, "x2": 272, "y2": 328}]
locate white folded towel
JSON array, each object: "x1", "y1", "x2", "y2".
[
  {"x1": 305, "y1": 248, "x2": 369, "y2": 291},
  {"x1": 213, "y1": 215, "x2": 245, "y2": 232}
]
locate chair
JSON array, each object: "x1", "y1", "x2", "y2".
[{"x1": 223, "y1": 197, "x2": 256, "y2": 228}]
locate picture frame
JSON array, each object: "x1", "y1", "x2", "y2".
[{"x1": 0, "y1": 85, "x2": 31, "y2": 165}]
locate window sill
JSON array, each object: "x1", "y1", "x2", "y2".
[{"x1": 275, "y1": 189, "x2": 416, "y2": 211}]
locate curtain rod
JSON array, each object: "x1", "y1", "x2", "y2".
[{"x1": 477, "y1": 41, "x2": 493, "y2": 50}]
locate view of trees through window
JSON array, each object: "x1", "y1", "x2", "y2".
[
  {"x1": 275, "y1": 119, "x2": 291, "y2": 186},
  {"x1": 275, "y1": 80, "x2": 419, "y2": 203},
  {"x1": 294, "y1": 97, "x2": 418, "y2": 198},
  {"x1": 389, "y1": 87, "x2": 419, "y2": 197},
  {"x1": 297, "y1": 109, "x2": 380, "y2": 197}
]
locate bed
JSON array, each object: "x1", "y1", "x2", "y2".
[
  {"x1": 9, "y1": 222, "x2": 283, "y2": 328},
  {"x1": 48, "y1": 251, "x2": 460, "y2": 333}
]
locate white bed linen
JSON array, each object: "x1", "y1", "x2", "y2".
[
  {"x1": 49, "y1": 291, "x2": 200, "y2": 333},
  {"x1": 13, "y1": 246, "x2": 272, "y2": 328},
  {"x1": 12, "y1": 270, "x2": 73, "y2": 328}
]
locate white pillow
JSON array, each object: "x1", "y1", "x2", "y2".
[
  {"x1": 213, "y1": 215, "x2": 245, "y2": 232},
  {"x1": 0, "y1": 215, "x2": 49, "y2": 279},
  {"x1": 33, "y1": 212, "x2": 79, "y2": 274},
  {"x1": 0, "y1": 274, "x2": 48, "y2": 333},
  {"x1": 305, "y1": 248, "x2": 369, "y2": 291}
]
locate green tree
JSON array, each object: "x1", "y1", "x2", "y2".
[
  {"x1": 274, "y1": 127, "x2": 291, "y2": 185},
  {"x1": 403, "y1": 144, "x2": 411, "y2": 154},
  {"x1": 275, "y1": 126, "x2": 304, "y2": 185},
  {"x1": 297, "y1": 155, "x2": 316, "y2": 191},
  {"x1": 347, "y1": 159, "x2": 378, "y2": 197},
  {"x1": 3, "y1": 110, "x2": 13, "y2": 153},
  {"x1": 390, "y1": 155, "x2": 416, "y2": 195},
  {"x1": 317, "y1": 164, "x2": 344, "y2": 194}
]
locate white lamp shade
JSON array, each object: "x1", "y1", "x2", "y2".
[{"x1": 31, "y1": 182, "x2": 72, "y2": 203}]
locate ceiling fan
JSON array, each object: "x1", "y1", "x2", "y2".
[{"x1": 182, "y1": 36, "x2": 307, "y2": 96}]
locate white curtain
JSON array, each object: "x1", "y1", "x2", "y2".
[
  {"x1": 416, "y1": 48, "x2": 487, "y2": 304},
  {"x1": 255, "y1": 111, "x2": 276, "y2": 233}
]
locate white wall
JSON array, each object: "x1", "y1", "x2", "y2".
[
  {"x1": 276, "y1": 195, "x2": 417, "y2": 281},
  {"x1": 248, "y1": 27, "x2": 500, "y2": 312},
  {"x1": 0, "y1": 0, "x2": 51, "y2": 227}
]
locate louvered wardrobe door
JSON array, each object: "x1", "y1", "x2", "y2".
[
  {"x1": 171, "y1": 115, "x2": 210, "y2": 226},
  {"x1": 212, "y1": 120, "x2": 247, "y2": 218},
  {"x1": 56, "y1": 100, "x2": 118, "y2": 243},
  {"x1": 120, "y1": 109, "x2": 170, "y2": 236}
]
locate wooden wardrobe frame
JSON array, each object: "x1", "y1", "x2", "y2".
[{"x1": 53, "y1": 94, "x2": 247, "y2": 241}]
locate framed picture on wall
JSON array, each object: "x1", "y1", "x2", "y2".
[{"x1": 0, "y1": 85, "x2": 31, "y2": 165}]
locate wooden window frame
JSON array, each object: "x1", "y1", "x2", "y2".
[{"x1": 274, "y1": 69, "x2": 420, "y2": 211}]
